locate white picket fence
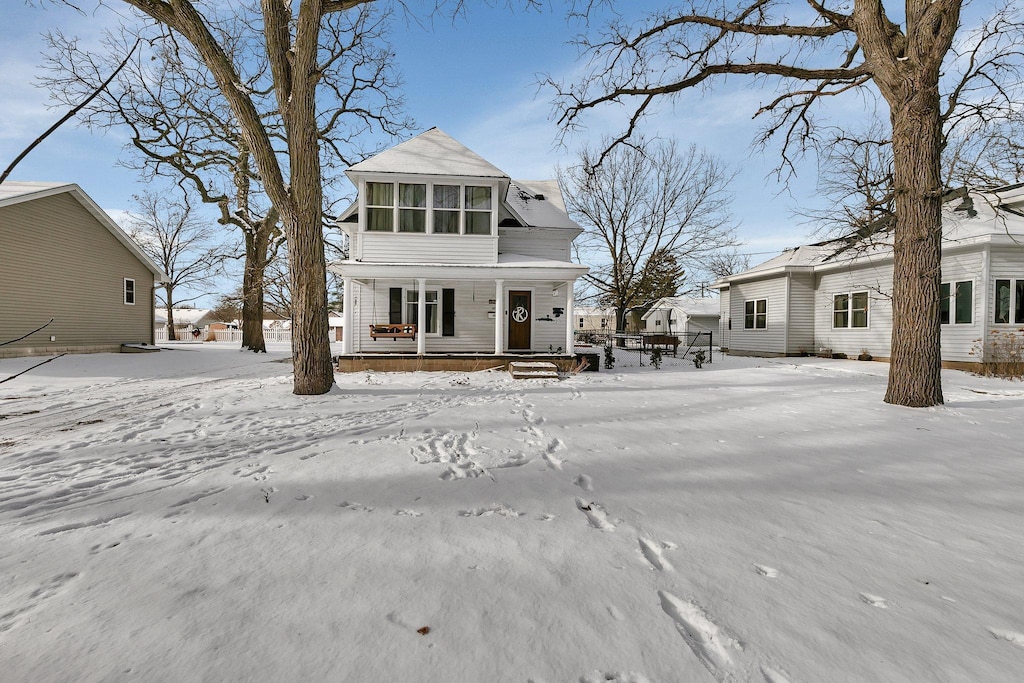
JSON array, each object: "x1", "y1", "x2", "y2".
[{"x1": 213, "y1": 329, "x2": 292, "y2": 343}]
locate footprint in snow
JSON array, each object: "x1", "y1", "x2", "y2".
[
  {"x1": 295, "y1": 494, "x2": 313, "y2": 502},
  {"x1": 579, "y1": 672, "x2": 652, "y2": 683},
  {"x1": 988, "y1": 628, "x2": 1024, "y2": 648},
  {"x1": 458, "y1": 504, "x2": 524, "y2": 518},
  {"x1": 338, "y1": 501, "x2": 374, "y2": 512},
  {"x1": 394, "y1": 509, "x2": 422, "y2": 517},
  {"x1": 761, "y1": 665, "x2": 794, "y2": 683},
  {"x1": 859, "y1": 592, "x2": 889, "y2": 608},
  {"x1": 576, "y1": 498, "x2": 615, "y2": 531},
  {"x1": 573, "y1": 474, "x2": 594, "y2": 491},
  {"x1": 754, "y1": 564, "x2": 779, "y2": 578},
  {"x1": 658, "y1": 590, "x2": 740, "y2": 679},
  {"x1": 638, "y1": 538, "x2": 675, "y2": 572}
]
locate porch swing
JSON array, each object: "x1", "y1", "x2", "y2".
[{"x1": 367, "y1": 279, "x2": 417, "y2": 340}]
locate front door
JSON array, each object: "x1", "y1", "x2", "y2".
[{"x1": 508, "y1": 290, "x2": 531, "y2": 351}]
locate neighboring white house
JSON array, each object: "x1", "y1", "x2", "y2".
[
  {"x1": 154, "y1": 308, "x2": 218, "y2": 339},
  {"x1": 573, "y1": 306, "x2": 616, "y2": 333},
  {"x1": 714, "y1": 187, "x2": 1024, "y2": 365},
  {"x1": 641, "y1": 297, "x2": 720, "y2": 339},
  {"x1": 330, "y1": 128, "x2": 588, "y2": 368}
]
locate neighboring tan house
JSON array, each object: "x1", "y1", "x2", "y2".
[
  {"x1": 641, "y1": 297, "x2": 720, "y2": 339},
  {"x1": 330, "y1": 128, "x2": 588, "y2": 369},
  {"x1": 713, "y1": 187, "x2": 1024, "y2": 365},
  {"x1": 1, "y1": 182, "x2": 165, "y2": 358},
  {"x1": 573, "y1": 306, "x2": 616, "y2": 333}
]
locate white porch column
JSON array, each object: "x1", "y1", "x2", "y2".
[
  {"x1": 416, "y1": 278, "x2": 427, "y2": 355},
  {"x1": 342, "y1": 277, "x2": 354, "y2": 355},
  {"x1": 565, "y1": 281, "x2": 575, "y2": 355},
  {"x1": 494, "y1": 279, "x2": 504, "y2": 355}
]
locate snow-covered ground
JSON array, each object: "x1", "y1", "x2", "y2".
[{"x1": 2, "y1": 344, "x2": 1023, "y2": 682}]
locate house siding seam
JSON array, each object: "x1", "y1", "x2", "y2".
[{"x1": 0, "y1": 193, "x2": 155, "y2": 356}]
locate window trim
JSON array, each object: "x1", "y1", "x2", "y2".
[
  {"x1": 993, "y1": 278, "x2": 1024, "y2": 325},
  {"x1": 124, "y1": 278, "x2": 136, "y2": 306},
  {"x1": 743, "y1": 298, "x2": 767, "y2": 330},
  {"x1": 404, "y1": 288, "x2": 441, "y2": 336},
  {"x1": 362, "y1": 179, "x2": 495, "y2": 236},
  {"x1": 940, "y1": 279, "x2": 974, "y2": 325},
  {"x1": 832, "y1": 290, "x2": 869, "y2": 329}
]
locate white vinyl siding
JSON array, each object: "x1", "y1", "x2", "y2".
[
  {"x1": 814, "y1": 265, "x2": 893, "y2": 358},
  {"x1": 938, "y1": 251, "x2": 984, "y2": 362},
  {"x1": 718, "y1": 287, "x2": 730, "y2": 349},
  {"x1": 358, "y1": 233, "x2": 497, "y2": 264},
  {"x1": 786, "y1": 273, "x2": 815, "y2": 354},
  {"x1": 728, "y1": 279, "x2": 787, "y2": 354},
  {"x1": 498, "y1": 232, "x2": 572, "y2": 261}
]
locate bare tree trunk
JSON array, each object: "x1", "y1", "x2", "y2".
[
  {"x1": 283, "y1": 2, "x2": 333, "y2": 395},
  {"x1": 166, "y1": 294, "x2": 177, "y2": 341},
  {"x1": 884, "y1": 92, "x2": 945, "y2": 406},
  {"x1": 241, "y1": 229, "x2": 268, "y2": 353}
]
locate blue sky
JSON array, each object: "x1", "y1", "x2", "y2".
[{"x1": 1, "y1": 1, "x2": 838, "y2": 298}]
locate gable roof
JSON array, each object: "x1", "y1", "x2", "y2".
[
  {"x1": 642, "y1": 296, "x2": 721, "y2": 319},
  {"x1": 716, "y1": 189, "x2": 1024, "y2": 287},
  {"x1": 347, "y1": 128, "x2": 508, "y2": 178},
  {"x1": 1, "y1": 181, "x2": 166, "y2": 280}
]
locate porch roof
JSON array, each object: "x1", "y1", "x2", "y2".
[{"x1": 330, "y1": 252, "x2": 587, "y2": 282}]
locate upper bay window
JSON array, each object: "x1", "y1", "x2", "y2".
[
  {"x1": 465, "y1": 186, "x2": 492, "y2": 235},
  {"x1": 398, "y1": 183, "x2": 426, "y2": 233},
  {"x1": 366, "y1": 182, "x2": 394, "y2": 231},
  {"x1": 433, "y1": 184, "x2": 460, "y2": 234},
  {"x1": 364, "y1": 181, "x2": 493, "y2": 235}
]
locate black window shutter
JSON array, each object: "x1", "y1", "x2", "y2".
[
  {"x1": 389, "y1": 288, "x2": 402, "y2": 324},
  {"x1": 442, "y1": 288, "x2": 455, "y2": 336}
]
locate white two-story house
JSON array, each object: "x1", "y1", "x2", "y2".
[{"x1": 331, "y1": 128, "x2": 588, "y2": 370}]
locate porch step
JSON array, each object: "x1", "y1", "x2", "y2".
[{"x1": 508, "y1": 361, "x2": 559, "y2": 379}]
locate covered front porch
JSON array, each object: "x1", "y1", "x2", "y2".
[
  {"x1": 334, "y1": 352, "x2": 580, "y2": 373},
  {"x1": 333, "y1": 257, "x2": 586, "y2": 360}
]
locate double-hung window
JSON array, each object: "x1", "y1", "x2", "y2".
[
  {"x1": 464, "y1": 186, "x2": 492, "y2": 235},
  {"x1": 433, "y1": 185, "x2": 460, "y2": 234},
  {"x1": 124, "y1": 278, "x2": 136, "y2": 305},
  {"x1": 994, "y1": 279, "x2": 1024, "y2": 324},
  {"x1": 833, "y1": 291, "x2": 868, "y2": 328},
  {"x1": 406, "y1": 290, "x2": 438, "y2": 334},
  {"x1": 744, "y1": 299, "x2": 767, "y2": 329},
  {"x1": 398, "y1": 183, "x2": 426, "y2": 232},
  {"x1": 366, "y1": 182, "x2": 394, "y2": 231},
  {"x1": 940, "y1": 281, "x2": 973, "y2": 325}
]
